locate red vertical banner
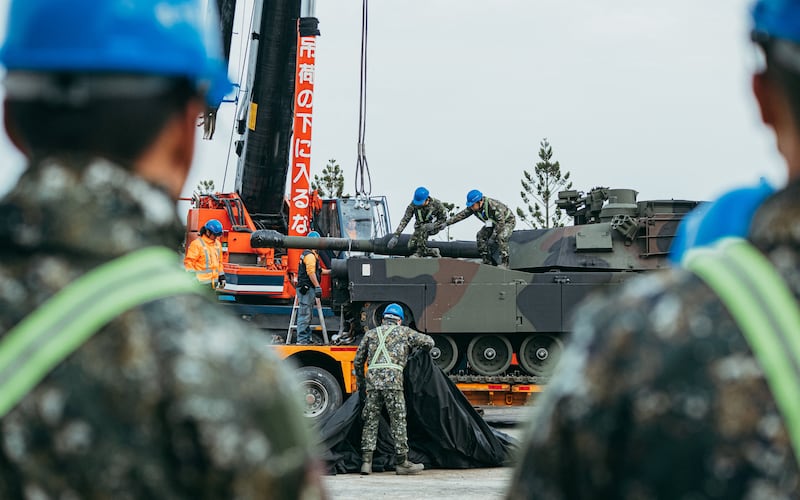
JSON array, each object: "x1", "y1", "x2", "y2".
[{"x1": 288, "y1": 29, "x2": 317, "y2": 276}]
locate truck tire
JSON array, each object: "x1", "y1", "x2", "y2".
[{"x1": 296, "y1": 366, "x2": 343, "y2": 422}]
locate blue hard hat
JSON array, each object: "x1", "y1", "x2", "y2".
[
  {"x1": 412, "y1": 187, "x2": 429, "y2": 206},
  {"x1": 204, "y1": 219, "x2": 223, "y2": 236},
  {"x1": 0, "y1": 0, "x2": 232, "y2": 106},
  {"x1": 307, "y1": 231, "x2": 321, "y2": 238},
  {"x1": 383, "y1": 303, "x2": 405, "y2": 321},
  {"x1": 751, "y1": 0, "x2": 800, "y2": 44},
  {"x1": 466, "y1": 189, "x2": 483, "y2": 206}
]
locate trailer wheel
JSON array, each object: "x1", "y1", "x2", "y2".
[{"x1": 296, "y1": 366, "x2": 343, "y2": 422}]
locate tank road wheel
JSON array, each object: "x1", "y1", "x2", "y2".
[
  {"x1": 296, "y1": 366, "x2": 343, "y2": 423},
  {"x1": 519, "y1": 334, "x2": 564, "y2": 377},
  {"x1": 358, "y1": 302, "x2": 413, "y2": 331},
  {"x1": 358, "y1": 302, "x2": 383, "y2": 332},
  {"x1": 467, "y1": 335, "x2": 512, "y2": 376},
  {"x1": 430, "y1": 335, "x2": 458, "y2": 373}
]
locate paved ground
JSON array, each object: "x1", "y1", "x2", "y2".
[
  {"x1": 322, "y1": 467, "x2": 515, "y2": 499},
  {"x1": 321, "y1": 406, "x2": 531, "y2": 500}
]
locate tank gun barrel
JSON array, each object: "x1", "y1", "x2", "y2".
[{"x1": 250, "y1": 230, "x2": 480, "y2": 258}]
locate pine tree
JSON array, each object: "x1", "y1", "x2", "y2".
[
  {"x1": 517, "y1": 139, "x2": 572, "y2": 228},
  {"x1": 312, "y1": 159, "x2": 346, "y2": 198}
]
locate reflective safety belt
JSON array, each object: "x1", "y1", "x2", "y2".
[
  {"x1": 193, "y1": 238, "x2": 219, "y2": 285},
  {"x1": 684, "y1": 237, "x2": 800, "y2": 461},
  {"x1": 367, "y1": 325, "x2": 404, "y2": 371},
  {"x1": 0, "y1": 247, "x2": 207, "y2": 418}
]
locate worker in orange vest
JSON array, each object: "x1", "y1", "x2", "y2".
[{"x1": 184, "y1": 219, "x2": 225, "y2": 288}]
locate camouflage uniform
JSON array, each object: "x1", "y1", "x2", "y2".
[
  {"x1": 506, "y1": 181, "x2": 800, "y2": 500},
  {"x1": 447, "y1": 197, "x2": 516, "y2": 265},
  {"x1": 393, "y1": 197, "x2": 448, "y2": 257},
  {"x1": 0, "y1": 159, "x2": 324, "y2": 500},
  {"x1": 353, "y1": 321, "x2": 433, "y2": 455}
]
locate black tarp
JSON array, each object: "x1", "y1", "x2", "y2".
[{"x1": 317, "y1": 349, "x2": 519, "y2": 474}]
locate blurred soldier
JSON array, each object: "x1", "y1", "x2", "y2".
[
  {"x1": 354, "y1": 304, "x2": 434, "y2": 475},
  {"x1": 387, "y1": 186, "x2": 447, "y2": 257},
  {"x1": 0, "y1": 1, "x2": 325, "y2": 498},
  {"x1": 296, "y1": 231, "x2": 330, "y2": 345},
  {"x1": 507, "y1": 1, "x2": 800, "y2": 498},
  {"x1": 184, "y1": 218, "x2": 226, "y2": 288},
  {"x1": 669, "y1": 177, "x2": 775, "y2": 263},
  {"x1": 445, "y1": 190, "x2": 516, "y2": 268}
]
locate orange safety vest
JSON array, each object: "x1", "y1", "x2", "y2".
[{"x1": 183, "y1": 234, "x2": 223, "y2": 285}]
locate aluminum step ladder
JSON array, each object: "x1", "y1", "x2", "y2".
[{"x1": 286, "y1": 293, "x2": 329, "y2": 345}]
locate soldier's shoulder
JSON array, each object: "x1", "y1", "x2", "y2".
[
  {"x1": 134, "y1": 294, "x2": 286, "y2": 367},
  {"x1": 571, "y1": 267, "x2": 716, "y2": 345}
]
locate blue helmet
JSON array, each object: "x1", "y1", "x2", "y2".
[
  {"x1": 466, "y1": 189, "x2": 483, "y2": 206},
  {"x1": 204, "y1": 219, "x2": 223, "y2": 236},
  {"x1": 412, "y1": 187, "x2": 429, "y2": 206},
  {"x1": 307, "y1": 231, "x2": 321, "y2": 238},
  {"x1": 751, "y1": 0, "x2": 800, "y2": 43},
  {"x1": 0, "y1": 0, "x2": 231, "y2": 106},
  {"x1": 383, "y1": 303, "x2": 405, "y2": 321}
]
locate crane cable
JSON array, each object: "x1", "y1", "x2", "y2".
[{"x1": 354, "y1": 0, "x2": 372, "y2": 202}]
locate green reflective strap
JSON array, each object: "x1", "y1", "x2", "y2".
[
  {"x1": 0, "y1": 247, "x2": 206, "y2": 418},
  {"x1": 685, "y1": 237, "x2": 800, "y2": 460},
  {"x1": 368, "y1": 325, "x2": 403, "y2": 371}
]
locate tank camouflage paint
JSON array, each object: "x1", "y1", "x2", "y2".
[{"x1": 251, "y1": 188, "x2": 699, "y2": 381}]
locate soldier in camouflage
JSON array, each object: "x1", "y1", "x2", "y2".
[
  {"x1": 387, "y1": 186, "x2": 448, "y2": 257},
  {"x1": 445, "y1": 189, "x2": 516, "y2": 268},
  {"x1": 354, "y1": 303, "x2": 434, "y2": 475},
  {"x1": 0, "y1": 1, "x2": 325, "y2": 498},
  {"x1": 506, "y1": 1, "x2": 800, "y2": 498}
]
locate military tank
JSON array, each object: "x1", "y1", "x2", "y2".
[{"x1": 251, "y1": 187, "x2": 698, "y2": 382}]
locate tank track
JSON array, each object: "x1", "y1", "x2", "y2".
[{"x1": 448, "y1": 373, "x2": 549, "y2": 385}]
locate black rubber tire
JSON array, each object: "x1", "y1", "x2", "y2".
[
  {"x1": 296, "y1": 366, "x2": 343, "y2": 423},
  {"x1": 430, "y1": 335, "x2": 459, "y2": 373},
  {"x1": 357, "y1": 302, "x2": 414, "y2": 331},
  {"x1": 519, "y1": 334, "x2": 564, "y2": 377},
  {"x1": 466, "y1": 334, "x2": 512, "y2": 376}
]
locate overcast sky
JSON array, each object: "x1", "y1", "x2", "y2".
[{"x1": 0, "y1": 0, "x2": 786, "y2": 240}]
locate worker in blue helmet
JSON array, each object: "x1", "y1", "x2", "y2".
[
  {"x1": 387, "y1": 186, "x2": 448, "y2": 258},
  {"x1": 353, "y1": 303, "x2": 434, "y2": 475},
  {"x1": 0, "y1": 1, "x2": 324, "y2": 497},
  {"x1": 295, "y1": 230, "x2": 331, "y2": 345},
  {"x1": 442, "y1": 189, "x2": 516, "y2": 268},
  {"x1": 507, "y1": 2, "x2": 800, "y2": 498},
  {"x1": 184, "y1": 219, "x2": 226, "y2": 288}
]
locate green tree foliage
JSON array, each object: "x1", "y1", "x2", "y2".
[
  {"x1": 312, "y1": 159, "x2": 346, "y2": 198},
  {"x1": 517, "y1": 139, "x2": 572, "y2": 228}
]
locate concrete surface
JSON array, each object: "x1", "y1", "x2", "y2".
[
  {"x1": 321, "y1": 406, "x2": 530, "y2": 500},
  {"x1": 322, "y1": 467, "x2": 515, "y2": 500}
]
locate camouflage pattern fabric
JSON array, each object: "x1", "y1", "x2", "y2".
[
  {"x1": 360, "y1": 389, "x2": 409, "y2": 455},
  {"x1": 393, "y1": 197, "x2": 448, "y2": 256},
  {"x1": 506, "y1": 180, "x2": 800, "y2": 500},
  {"x1": 353, "y1": 323, "x2": 434, "y2": 390},
  {"x1": 354, "y1": 321, "x2": 433, "y2": 454},
  {"x1": 0, "y1": 159, "x2": 324, "y2": 500},
  {"x1": 448, "y1": 197, "x2": 516, "y2": 264}
]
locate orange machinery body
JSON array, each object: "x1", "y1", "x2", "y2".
[{"x1": 185, "y1": 193, "x2": 330, "y2": 301}]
